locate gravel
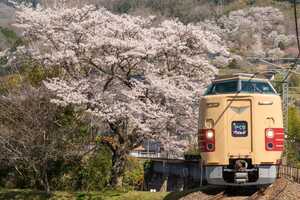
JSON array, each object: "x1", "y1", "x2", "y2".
[{"x1": 273, "y1": 180, "x2": 300, "y2": 200}]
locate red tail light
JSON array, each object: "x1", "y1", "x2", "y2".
[
  {"x1": 265, "y1": 128, "x2": 284, "y2": 151},
  {"x1": 199, "y1": 129, "x2": 215, "y2": 152}
]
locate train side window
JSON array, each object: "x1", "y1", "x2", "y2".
[{"x1": 241, "y1": 81, "x2": 276, "y2": 94}]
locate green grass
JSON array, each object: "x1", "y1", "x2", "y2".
[{"x1": 0, "y1": 189, "x2": 169, "y2": 200}]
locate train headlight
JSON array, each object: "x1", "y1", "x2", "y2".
[
  {"x1": 266, "y1": 129, "x2": 274, "y2": 138},
  {"x1": 206, "y1": 130, "x2": 214, "y2": 139}
]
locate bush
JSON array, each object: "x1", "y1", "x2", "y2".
[
  {"x1": 0, "y1": 27, "x2": 19, "y2": 45},
  {"x1": 0, "y1": 145, "x2": 113, "y2": 191},
  {"x1": 122, "y1": 157, "x2": 145, "y2": 190},
  {"x1": 47, "y1": 145, "x2": 112, "y2": 191},
  {"x1": 77, "y1": 146, "x2": 112, "y2": 191},
  {"x1": 0, "y1": 74, "x2": 22, "y2": 94},
  {"x1": 287, "y1": 107, "x2": 300, "y2": 165},
  {"x1": 227, "y1": 59, "x2": 239, "y2": 69}
]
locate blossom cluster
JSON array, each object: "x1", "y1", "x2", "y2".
[
  {"x1": 15, "y1": 5, "x2": 230, "y2": 152},
  {"x1": 201, "y1": 7, "x2": 295, "y2": 59}
]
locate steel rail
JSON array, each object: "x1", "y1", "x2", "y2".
[{"x1": 205, "y1": 191, "x2": 225, "y2": 200}]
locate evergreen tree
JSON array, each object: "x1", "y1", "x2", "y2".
[{"x1": 287, "y1": 107, "x2": 300, "y2": 166}]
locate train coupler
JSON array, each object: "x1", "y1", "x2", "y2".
[{"x1": 234, "y1": 172, "x2": 248, "y2": 184}]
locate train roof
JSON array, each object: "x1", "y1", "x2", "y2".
[{"x1": 214, "y1": 73, "x2": 271, "y2": 82}]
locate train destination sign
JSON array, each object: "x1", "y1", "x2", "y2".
[{"x1": 232, "y1": 121, "x2": 248, "y2": 137}]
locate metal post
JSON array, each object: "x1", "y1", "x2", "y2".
[
  {"x1": 282, "y1": 68, "x2": 290, "y2": 166},
  {"x1": 200, "y1": 160, "x2": 203, "y2": 187},
  {"x1": 297, "y1": 168, "x2": 299, "y2": 183},
  {"x1": 282, "y1": 80, "x2": 289, "y2": 135},
  {"x1": 167, "y1": 130, "x2": 170, "y2": 159},
  {"x1": 217, "y1": 0, "x2": 224, "y2": 16},
  {"x1": 147, "y1": 139, "x2": 150, "y2": 157}
]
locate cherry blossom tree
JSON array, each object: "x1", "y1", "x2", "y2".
[
  {"x1": 14, "y1": 4, "x2": 229, "y2": 186},
  {"x1": 201, "y1": 7, "x2": 295, "y2": 58}
]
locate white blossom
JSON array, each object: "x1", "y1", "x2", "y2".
[
  {"x1": 15, "y1": 5, "x2": 229, "y2": 153},
  {"x1": 200, "y1": 7, "x2": 294, "y2": 58}
]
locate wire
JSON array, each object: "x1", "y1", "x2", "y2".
[
  {"x1": 247, "y1": 1, "x2": 300, "y2": 81},
  {"x1": 294, "y1": 0, "x2": 300, "y2": 54},
  {"x1": 283, "y1": 0, "x2": 300, "y2": 82}
]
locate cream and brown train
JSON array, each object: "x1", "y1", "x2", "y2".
[{"x1": 199, "y1": 73, "x2": 284, "y2": 186}]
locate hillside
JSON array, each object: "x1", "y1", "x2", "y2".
[
  {"x1": 0, "y1": 0, "x2": 297, "y2": 49},
  {"x1": 0, "y1": 0, "x2": 296, "y2": 24},
  {"x1": 1, "y1": 1, "x2": 299, "y2": 93},
  {"x1": 1, "y1": 0, "x2": 299, "y2": 100},
  {"x1": 0, "y1": 2, "x2": 15, "y2": 28}
]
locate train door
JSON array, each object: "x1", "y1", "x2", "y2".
[{"x1": 227, "y1": 99, "x2": 253, "y2": 156}]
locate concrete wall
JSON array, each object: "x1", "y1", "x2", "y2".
[{"x1": 144, "y1": 159, "x2": 204, "y2": 192}]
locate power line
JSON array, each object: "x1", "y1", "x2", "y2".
[
  {"x1": 247, "y1": 58, "x2": 300, "y2": 76},
  {"x1": 217, "y1": 0, "x2": 224, "y2": 16},
  {"x1": 294, "y1": 0, "x2": 300, "y2": 56},
  {"x1": 283, "y1": 0, "x2": 300, "y2": 82},
  {"x1": 279, "y1": 0, "x2": 300, "y2": 137},
  {"x1": 245, "y1": 2, "x2": 300, "y2": 158}
]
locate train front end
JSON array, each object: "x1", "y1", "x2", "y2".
[{"x1": 199, "y1": 74, "x2": 284, "y2": 186}]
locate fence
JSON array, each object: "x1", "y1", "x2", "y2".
[{"x1": 278, "y1": 165, "x2": 300, "y2": 183}]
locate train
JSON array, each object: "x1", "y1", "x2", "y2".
[{"x1": 198, "y1": 73, "x2": 284, "y2": 186}]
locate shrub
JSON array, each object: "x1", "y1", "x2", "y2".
[
  {"x1": 78, "y1": 146, "x2": 112, "y2": 191},
  {"x1": 0, "y1": 145, "x2": 113, "y2": 191},
  {"x1": 227, "y1": 59, "x2": 239, "y2": 69},
  {"x1": 287, "y1": 107, "x2": 300, "y2": 165},
  {"x1": 122, "y1": 157, "x2": 145, "y2": 190}
]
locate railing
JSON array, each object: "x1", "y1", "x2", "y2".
[
  {"x1": 278, "y1": 165, "x2": 300, "y2": 183},
  {"x1": 129, "y1": 151, "x2": 184, "y2": 160},
  {"x1": 129, "y1": 151, "x2": 161, "y2": 158}
]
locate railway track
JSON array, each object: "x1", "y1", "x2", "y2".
[
  {"x1": 182, "y1": 178, "x2": 289, "y2": 200},
  {"x1": 179, "y1": 178, "x2": 290, "y2": 200},
  {"x1": 205, "y1": 191, "x2": 225, "y2": 200},
  {"x1": 205, "y1": 189, "x2": 256, "y2": 200}
]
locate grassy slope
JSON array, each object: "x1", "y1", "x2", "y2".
[{"x1": 0, "y1": 189, "x2": 168, "y2": 200}]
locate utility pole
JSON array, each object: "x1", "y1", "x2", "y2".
[
  {"x1": 217, "y1": 0, "x2": 224, "y2": 16},
  {"x1": 281, "y1": 61, "x2": 300, "y2": 134},
  {"x1": 247, "y1": 57, "x2": 293, "y2": 133},
  {"x1": 246, "y1": 57, "x2": 299, "y2": 165},
  {"x1": 147, "y1": 139, "x2": 150, "y2": 157},
  {"x1": 282, "y1": 73, "x2": 289, "y2": 135}
]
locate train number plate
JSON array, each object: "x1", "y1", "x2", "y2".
[{"x1": 232, "y1": 121, "x2": 248, "y2": 137}]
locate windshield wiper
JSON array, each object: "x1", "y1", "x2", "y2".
[{"x1": 252, "y1": 84, "x2": 263, "y2": 93}]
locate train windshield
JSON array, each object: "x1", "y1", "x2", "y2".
[
  {"x1": 205, "y1": 79, "x2": 276, "y2": 95},
  {"x1": 205, "y1": 80, "x2": 238, "y2": 95},
  {"x1": 241, "y1": 80, "x2": 276, "y2": 94}
]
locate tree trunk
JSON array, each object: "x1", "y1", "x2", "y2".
[
  {"x1": 38, "y1": 166, "x2": 51, "y2": 194},
  {"x1": 42, "y1": 172, "x2": 50, "y2": 194},
  {"x1": 110, "y1": 148, "x2": 128, "y2": 188},
  {"x1": 39, "y1": 159, "x2": 51, "y2": 194},
  {"x1": 31, "y1": 163, "x2": 51, "y2": 194}
]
